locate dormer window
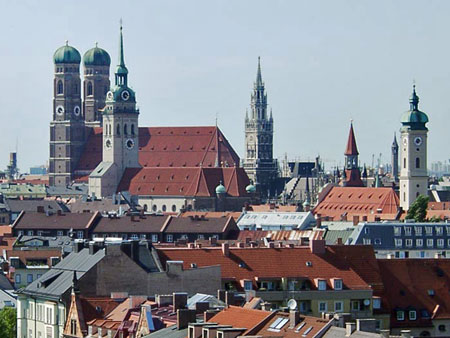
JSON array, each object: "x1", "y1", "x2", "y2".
[
  {"x1": 318, "y1": 280, "x2": 326, "y2": 291},
  {"x1": 333, "y1": 279, "x2": 343, "y2": 290}
]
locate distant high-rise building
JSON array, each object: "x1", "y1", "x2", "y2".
[
  {"x1": 243, "y1": 57, "x2": 278, "y2": 196},
  {"x1": 399, "y1": 85, "x2": 429, "y2": 211}
]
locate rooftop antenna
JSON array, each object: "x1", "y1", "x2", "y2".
[{"x1": 215, "y1": 112, "x2": 218, "y2": 127}]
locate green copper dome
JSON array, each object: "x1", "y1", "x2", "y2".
[
  {"x1": 215, "y1": 182, "x2": 226, "y2": 195},
  {"x1": 83, "y1": 45, "x2": 111, "y2": 66},
  {"x1": 401, "y1": 85, "x2": 429, "y2": 130},
  {"x1": 53, "y1": 42, "x2": 81, "y2": 64}
]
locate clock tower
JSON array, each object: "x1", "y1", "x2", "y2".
[
  {"x1": 49, "y1": 42, "x2": 84, "y2": 186},
  {"x1": 399, "y1": 85, "x2": 429, "y2": 211},
  {"x1": 89, "y1": 23, "x2": 140, "y2": 198}
]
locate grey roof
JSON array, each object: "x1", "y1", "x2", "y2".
[
  {"x1": 187, "y1": 293, "x2": 225, "y2": 310},
  {"x1": 324, "y1": 229, "x2": 355, "y2": 245},
  {"x1": 0, "y1": 274, "x2": 14, "y2": 290},
  {"x1": 146, "y1": 325, "x2": 188, "y2": 338},
  {"x1": 20, "y1": 248, "x2": 105, "y2": 299},
  {"x1": 15, "y1": 236, "x2": 73, "y2": 254},
  {"x1": 348, "y1": 222, "x2": 450, "y2": 250},
  {"x1": 0, "y1": 289, "x2": 16, "y2": 309},
  {"x1": 5, "y1": 199, "x2": 69, "y2": 213},
  {"x1": 46, "y1": 184, "x2": 88, "y2": 197},
  {"x1": 237, "y1": 211, "x2": 316, "y2": 230},
  {"x1": 323, "y1": 326, "x2": 382, "y2": 338}
]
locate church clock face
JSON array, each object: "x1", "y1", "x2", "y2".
[
  {"x1": 73, "y1": 106, "x2": 81, "y2": 116},
  {"x1": 125, "y1": 138, "x2": 134, "y2": 150},
  {"x1": 105, "y1": 139, "x2": 112, "y2": 148},
  {"x1": 414, "y1": 136, "x2": 423, "y2": 146},
  {"x1": 121, "y1": 90, "x2": 130, "y2": 101},
  {"x1": 55, "y1": 105, "x2": 64, "y2": 116}
]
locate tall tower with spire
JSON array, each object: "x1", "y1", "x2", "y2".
[
  {"x1": 391, "y1": 132, "x2": 399, "y2": 182},
  {"x1": 243, "y1": 57, "x2": 278, "y2": 197},
  {"x1": 343, "y1": 122, "x2": 364, "y2": 187},
  {"x1": 49, "y1": 42, "x2": 85, "y2": 186},
  {"x1": 399, "y1": 85, "x2": 429, "y2": 211},
  {"x1": 89, "y1": 22, "x2": 140, "y2": 198}
]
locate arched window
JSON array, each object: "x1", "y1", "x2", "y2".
[
  {"x1": 87, "y1": 82, "x2": 93, "y2": 96},
  {"x1": 124, "y1": 124, "x2": 128, "y2": 135},
  {"x1": 416, "y1": 157, "x2": 420, "y2": 169},
  {"x1": 116, "y1": 124, "x2": 120, "y2": 136},
  {"x1": 131, "y1": 124, "x2": 135, "y2": 135},
  {"x1": 404, "y1": 158, "x2": 406, "y2": 169},
  {"x1": 57, "y1": 80, "x2": 63, "y2": 94}
]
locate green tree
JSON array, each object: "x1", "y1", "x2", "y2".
[
  {"x1": 406, "y1": 194, "x2": 429, "y2": 222},
  {"x1": 0, "y1": 307, "x2": 17, "y2": 338}
]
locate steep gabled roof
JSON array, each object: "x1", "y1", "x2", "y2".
[
  {"x1": 344, "y1": 123, "x2": 359, "y2": 156},
  {"x1": 75, "y1": 126, "x2": 240, "y2": 177},
  {"x1": 117, "y1": 167, "x2": 250, "y2": 197},
  {"x1": 313, "y1": 186, "x2": 400, "y2": 221}
]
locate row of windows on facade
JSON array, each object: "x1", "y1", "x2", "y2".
[
  {"x1": 56, "y1": 80, "x2": 108, "y2": 97},
  {"x1": 15, "y1": 272, "x2": 42, "y2": 286},
  {"x1": 22, "y1": 301, "x2": 64, "y2": 326},
  {"x1": 92, "y1": 233, "x2": 219, "y2": 242},
  {"x1": 395, "y1": 308, "x2": 446, "y2": 332},
  {"x1": 55, "y1": 66, "x2": 78, "y2": 73},
  {"x1": 364, "y1": 236, "x2": 450, "y2": 248},
  {"x1": 17, "y1": 230, "x2": 84, "y2": 238},
  {"x1": 104, "y1": 123, "x2": 136, "y2": 136},
  {"x1": 244, "y1": 278, "x2": 343, "y2": 292},
  {"x1": 392, "y1": 225, "x2": 450, "y2": 236},
  {"x1": 246, "y1": 150, "x2": 272, "y2": 159},
  {"x1": 403, "y1": 157, "x2": 422, "y2": 169}
]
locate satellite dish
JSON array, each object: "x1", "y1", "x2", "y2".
[
  {"x1": 363, "y1": 299, "x2": 371, "y2": 306},
  {"x1": 287, "y1": 299, "x2": 297, "y2": 310}
]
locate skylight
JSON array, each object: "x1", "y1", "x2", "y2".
[
  {"x1": 302, "y1": 327, "x2": 313, "y2": 336},
  {"x1": 295, "y1": 322, "x2": 306, "y2": 332}
]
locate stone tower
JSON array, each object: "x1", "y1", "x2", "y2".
[
  {"x1": 391, "y1": 132, "x2": 399, "y2": 182},
  {"x1": 343, "y1": 122, "x2": 364, "y2": 187},
  {"x1": 89, "y1": 23, "x2": 140, "y2": 198},
  {"x1": 399, "y1": 85, "x2": 429, "y2": 211},
  {"x1": 82, "y1": 44, "x2": 111, "y2": 127},
  {"x1": 243, "y1": 57, "x2": 278, "y2": 196},
  {"x1": 49, "y1": 42, "x2": 85, "y2": 186}
]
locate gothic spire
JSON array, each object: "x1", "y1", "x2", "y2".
[
  {"x1": 344, "y1": 121, "x2": 359, "y2": 156},
  {"x1": 115, "y1": 20, "x2": 128, "y2": 86},
  {"x1": 256, "y1": 56, "x2": 263, "y2": 87},
  {"x1": 392, "y1": 132, "x2": 398, "y2": 148}
]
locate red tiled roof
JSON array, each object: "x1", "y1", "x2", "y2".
[
  {"x1": 156, "y1": 245, "x2": 373, "y2": 291},
  {"x1": 377, "y1": 259, "x2": 450, "y2": 328},
  {"x1": 313, "y1": 186, "x2": 400, "y2": 221},
  {"x1": 255, "y1": 312, "x2": 331, "y2": 337},
  {"x1": 208, "y1": 306, "x2": 275, "y2": 335},
  {"x1": 6, "y1": 248, "x2": 61, "y2": 266},
  {"x1": 117, "y1": 167, "x2": 250, "y2": 197},
  {"x1": 344, "y1": 123, "x2": 359, "y2": 156},
  {"x1": 75, "y1": 126, "x2": 240, "y2": 175},
  {"x1": 80, "y1": 297, "x2": 122, "y2": 323}
]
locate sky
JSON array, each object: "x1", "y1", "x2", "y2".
[{"x1": 0, "y1": 0, "x2": 449, "y2": 173}]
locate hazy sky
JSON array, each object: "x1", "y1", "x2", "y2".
[{"x1": 1, "y1": 0, "x2": 449, "y2": 173}]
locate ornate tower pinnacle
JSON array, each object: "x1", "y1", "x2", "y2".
[
  {"x1": 343, "y1": 121, "x2": 363, "y2": 187},
  {"x1": 391, "y1": 132, "x2": 399, "y2": 182}
]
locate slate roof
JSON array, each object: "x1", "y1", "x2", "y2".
[
  {"x1": 314, "y1": 187, "x2": 400, "y2": 221},
  {"x1": 146, "y1": 325, "x2": 187, "y2": 338},
  {"x1": 156, "y1": 245, "x2": 374, "y2": 291},
  {"x1": 117, "y1": 166, "x2": 250, "y2": 197},
  {"x1": 5, "y1": 199, "x2": 68, "y2": 213},
  {"x1": 75, "y1": 126, "x2": 240, "y2": 178},
  {"x1": 12, "y1": 211, "x2": 99, "y2": 230},
  {"x1": 20, "y1": 248, "x2": 105, "y2": 299},
  {"x1": 93, "y1": 214, "x2": 168, "y2": 233},
  {"x1": 164, "y1": 216, "x2": 237, "y2": 234}
]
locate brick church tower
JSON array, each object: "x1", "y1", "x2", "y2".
[{"x1": 49, "y1": 42, "x2": 85, "y2": 186}]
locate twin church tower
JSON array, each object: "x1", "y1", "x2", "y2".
[{"x1": 49, "y1": 24, "x2": 277, "y2": 195}]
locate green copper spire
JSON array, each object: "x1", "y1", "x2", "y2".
[
  {"x1": 401, "y1": 84, "x2": 429, "y2": 130},
  {"x1": 115, "y1": 20, "x2": 128, "y2": 86}
]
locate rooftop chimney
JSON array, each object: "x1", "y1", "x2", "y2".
[
  {"x1": 177, "y1": 309, "x2": 196, "y2": 330},
  {"x1": 345, "y1": 323, "x2": 356, "y2": 337},
  {"x1": 289, "y1": 310, "x2": 300, "y2": 328},
  {"x1": 173, "y1": 292, "x2": 188, "y2": 312},
  {"x1": 37, "y1": 206, "x2": 45, "y2": 213},
  {"x1": 237, "y1": 242, "x2": 245, "y2": 248},
  {"x1": 222, "y1": 243, "x2": 229, "y2": 257},
  {"x1": 401, "y1": 330, "x2": 411, "y2": 338},
  {"x1": 336, "y1": 238, "x2": 343, "y2": 245},
  {"x1": 267, "y1": 242, "x2": 275, "y2": 248},
  {"x1": 310, "y1": 239, "x2": 326, "y2": 254},
  {"x1": 352, "y1": 216, "x2": 359, "y2": 226}
]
